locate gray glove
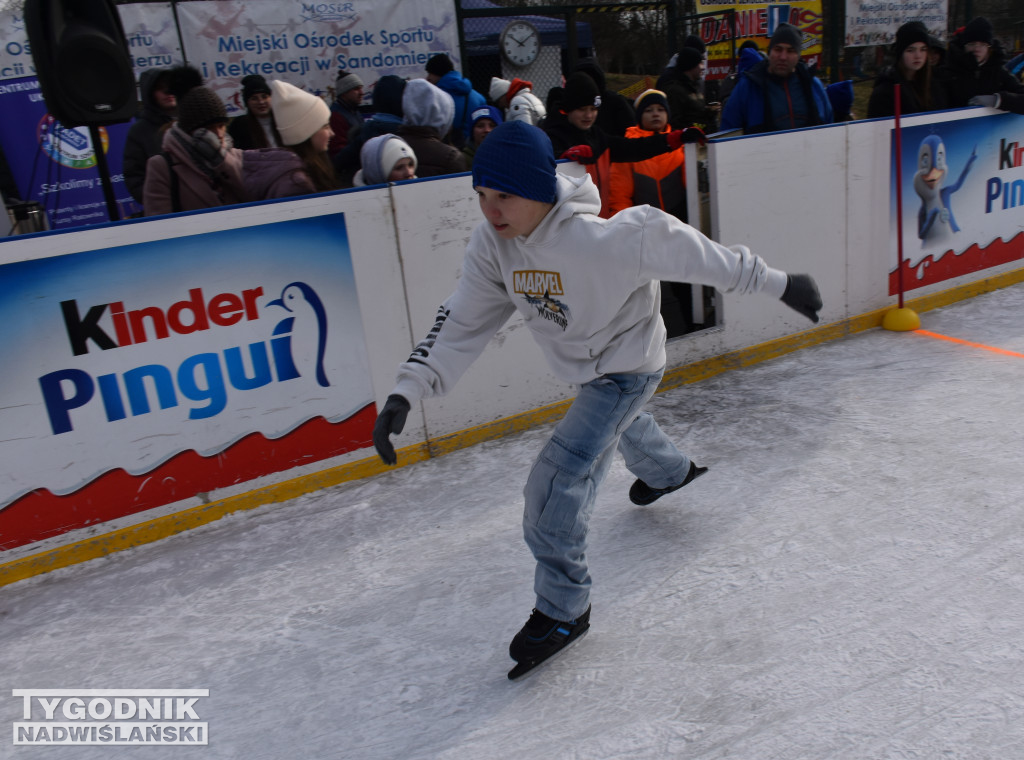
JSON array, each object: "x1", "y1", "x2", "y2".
[
  {"x1": 373, "y1": 394, "x2": 411, "y2": 465},
  {"x1": 968, "y1": 94, "x2": 1000, "y2": 109},
  {"x1": 191, "y1": 128, "x2": 226, "y2": 167},
  {"x1": 781, "y1": 274, "x2": 822, "y2": 323}
]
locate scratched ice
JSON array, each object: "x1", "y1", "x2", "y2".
[{"x1": 3, "y1": 283, "x2": 1024, "y2": 759}]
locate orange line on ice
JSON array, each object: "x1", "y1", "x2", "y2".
[{"x1": 915, "y1": 329, "x2": 1024, "y2": 359}]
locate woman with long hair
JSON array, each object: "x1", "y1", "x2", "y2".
[
  {"x1": 868, "y1": 22, "x2": 948, "y2": 118},
  {"x1": 227, "y1": 74, "x2": 281, "y2": 149},
  {"x1": 243, "y1": 80, "x2": 338, "y2": 199}
]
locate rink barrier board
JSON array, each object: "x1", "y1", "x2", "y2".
[
  {"x1": 1, "y1": 108, "x2": 1020, "y2": 583},
  {"x1": 3, "y1": 263, "x2": 1023, "y2": 589}
]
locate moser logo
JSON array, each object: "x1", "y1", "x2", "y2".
[
  {"x1": 13, "y1": 689, "x2": 209, "y2": 746},
  {"x1": 300, "y1": 2, "x2": 357, "y2": 22},
  {"x1": 40, "y1": 282, "x2": 330, "y2": 435}
]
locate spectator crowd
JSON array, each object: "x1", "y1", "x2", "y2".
[{"x1": 120, "y1": 16, "x2": 1024, "y2": 221}]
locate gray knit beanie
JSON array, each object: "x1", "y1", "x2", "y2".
[{"x1": 770, "y1": 23, "x2": 802, "y2": 52}]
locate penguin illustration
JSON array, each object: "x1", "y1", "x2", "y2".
[
  {"x1": 913, "y1": 134, "x2": 977, "y2": 245},
  {"x1": 267, "y1": 282, "x2": 330, "y2": 387}
]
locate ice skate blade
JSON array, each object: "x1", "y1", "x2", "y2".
[
  {"x1": 507, "y1": 628, "x2": 589, "y2": 680},
  {"x1": 629, "y1": 463, "x2": 708, "y2": 506}
]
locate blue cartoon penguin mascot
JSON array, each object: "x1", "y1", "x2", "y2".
[
  {"x1": 914, "y1": 134, "x2": 977, "y2": 246},
  {"x1": 267, "y1": 282, "x2": 330, "y2": 387}
]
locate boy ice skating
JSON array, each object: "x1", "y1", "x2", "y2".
[{"x1": 372, "y1": 121, "x2": 822, "y2": 678}]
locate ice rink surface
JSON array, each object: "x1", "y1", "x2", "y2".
[{"x1": 4, "y1": 283, "x2": 1024, "y2": 760}]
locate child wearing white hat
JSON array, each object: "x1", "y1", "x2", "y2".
[{"x1": 353, "y1": 134, "x2": 417, "y2": 186}]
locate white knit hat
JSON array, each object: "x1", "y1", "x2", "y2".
[
  {"x1": 379, "y1": 135, "x2": 416, "y2": 179},
  {"x1": 489, "y1": 76, "x2": 511, "y2": 102},
  {"x1": 360, "y1": 134, "x2": 417, "y2": 185},
  {"x1": 269, "y1": 79, "x2": 331, "y2": 146}
]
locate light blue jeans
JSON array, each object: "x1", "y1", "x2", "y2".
[{"x1": 522, "y1": 369, "x2": 690, "y2": 621}]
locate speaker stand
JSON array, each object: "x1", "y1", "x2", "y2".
[{"x1": 89, "y1": 124, "x2": 120, "y2": 222}]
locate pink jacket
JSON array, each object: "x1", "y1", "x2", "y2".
[{"x1": 241, "y1": 149, "x2": 316, "y2": 200}]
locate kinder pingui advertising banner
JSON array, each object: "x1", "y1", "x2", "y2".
[
  {"x1": 0, "y1": 212, "x2": 375, "y2": 550},
  {"x1": 889, "y1": 112, "x2": 1024, "y2": 295},
  {"x1": 695, "y1": 0, "x2": 824, "y2": 80}
]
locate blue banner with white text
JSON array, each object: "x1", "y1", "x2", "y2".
[{"x1": 0, "y1": 77, "x2": 138, "y2": 228}]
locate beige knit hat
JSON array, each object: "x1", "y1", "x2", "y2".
[{"x1": 269, "y1": 80, "x2": 331, "y2": 146}]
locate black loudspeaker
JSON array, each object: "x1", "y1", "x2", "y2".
[{"x1": 24, "y1": 0, "x2": 138, "y2": 127}]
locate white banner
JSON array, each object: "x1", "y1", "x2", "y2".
[
  {"x1": 118, "y1": 2, "x2": 184, "y2": 75},
  {"x1": 845, "y1": 0, "x2": 947, "y2": 47},
  {"x1": 0, "y1": 8, "x2": 33, "y2": 81},
  {"x1": 174, "y1": 0, "x2": 459, "y2": 112},
  {"x1": 0, "y1": 5, "x2": 182, "y2": 84},
  {"x1": 1, "y1": 1, "x2": 459, "y2": 112}
]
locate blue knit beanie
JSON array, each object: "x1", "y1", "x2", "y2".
[
  {"x1": 470, "y1": 104, "x2": 503, "y2": 128},
  {"x1": 471, "y1": 121, "x2": 556, "y2": 203}
]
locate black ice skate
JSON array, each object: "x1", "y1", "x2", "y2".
[
  {"x1": 508, "y1": 605, "x2": 591, "y2": 680},
  {"x1": 628, "y1": 461, "x2": 708, "y2": 506}
]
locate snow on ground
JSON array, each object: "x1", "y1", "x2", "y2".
[{"x1": 3, "y1": 283, "x2": 1024, "y2": 760}]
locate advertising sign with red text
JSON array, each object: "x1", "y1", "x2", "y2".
[
  {"x1": 889, "y1": 112, "x2": 1024, "y2": 294},
  {"x1": 695, "y1": 0, "x2": 824, "y2": 80},
  {"x1": 0, "y1": 212, "x2": 375, "y2": 550}
]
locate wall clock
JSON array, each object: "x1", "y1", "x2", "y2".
[{"x1": 500, "y1": 20, "x2": 540, "y2": 67}]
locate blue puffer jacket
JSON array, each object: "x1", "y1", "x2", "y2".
[
  {"x1": 435, "y1": 70, "x2": 487, "y2": 143},
  {"x1": 720, "y1": 59, "x2": 833, "y2": 133}
]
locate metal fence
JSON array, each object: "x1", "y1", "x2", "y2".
[{"x1": 456, "y1": 2, "x2": 680, "y2": 106}]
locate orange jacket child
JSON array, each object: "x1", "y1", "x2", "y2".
[
  {"x1": 545, "y1": 75, "x2": 698, "y2": 219},
  {"x1": 609, "y1": 90, "x2": 688, "y2": 222}
]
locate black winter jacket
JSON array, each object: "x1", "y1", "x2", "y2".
[
  {"x1": 941, "y1": 38, "x2": 1024, "y2": 113},
  {"x1": 660, "y1": 72, "x2": 719, "y2": 131},
  {"x1": 867, "y1": 65, "x2": 948, "y2": 118},
  {"x1": 543, "y1": 116, "x2": 670, "y2": 162},
  {"x1": 122, "y1": 69, "x2": 175, "y2": 204}
]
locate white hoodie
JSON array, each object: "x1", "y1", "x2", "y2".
[{"x1": 391, "y1": 173, "x2": 787, "y2": 403}]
